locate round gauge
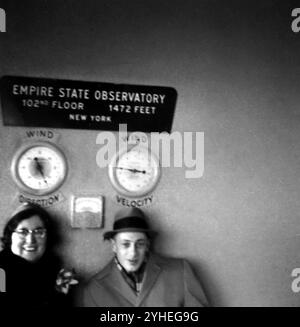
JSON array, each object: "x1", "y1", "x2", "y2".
[
  {"x1": 108, "y1": 145, "x2": 161, "y2": 198},
  {"x1": 11, "y1": 142, "x2": 68, "y2": 195}
]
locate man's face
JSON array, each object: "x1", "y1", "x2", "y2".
[{"x1": 112, "y1": 232, "x2": 149, "y2": 273}]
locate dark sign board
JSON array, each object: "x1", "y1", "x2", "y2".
[{"x1": 0, "y1": 76, "x2": 177, "y2": 133}]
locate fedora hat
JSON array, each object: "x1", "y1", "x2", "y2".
[{"x1": 103, "y1": 207, "x2": 156, "y2": 240}]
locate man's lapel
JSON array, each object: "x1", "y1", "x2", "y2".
[
  {"x1": 106, "y1": 261, "x2": 137, "y2": 306},
  {"x1": 137, "y1": 255, "x2": 161, "y2": 306}
]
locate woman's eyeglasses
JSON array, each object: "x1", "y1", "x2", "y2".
[{"x1": 13, "y1": 228, "x2": 47, "y2": 239}]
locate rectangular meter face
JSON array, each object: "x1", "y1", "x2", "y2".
[{"x1": 71, "y1": 196, "x2": 104, "y2": 229}]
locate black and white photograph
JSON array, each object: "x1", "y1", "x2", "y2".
[{"x1": 0, "y1": 0, "x2": 300, "y2": 315}]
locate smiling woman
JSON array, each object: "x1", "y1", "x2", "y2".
[
  {"x1": 0, "y1": 203, "x2": 78, "y2": 306},
  {"x1": 11, "y1": 216, "x2": 47, "y2": 262}
]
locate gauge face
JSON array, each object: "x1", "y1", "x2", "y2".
[
  {"x1": 11, "y1": 142, "x2": 67, "y2": 195},
  {"x1": 108, "y1": 145, "x2": 160, "y2": 197}
]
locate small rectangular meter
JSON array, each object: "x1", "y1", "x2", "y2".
[{"x1": 71, "y1": 195, "x2": 104, "y2": 228}]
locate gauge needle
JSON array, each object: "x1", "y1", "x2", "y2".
[
  {"x1": 34, "y1": 157, "x2": 48, "y2": 185},
  {"x1": 116, "y1": 167, "x2": 147, "y2": 174}
]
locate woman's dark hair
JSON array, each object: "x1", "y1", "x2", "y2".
[{"x1": 1, "y1": 203, "x2": 56, "y2": 250}]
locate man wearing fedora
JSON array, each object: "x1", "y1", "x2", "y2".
[{"x1": 76, "y1": 207, "x2": 209, "y2": 307}]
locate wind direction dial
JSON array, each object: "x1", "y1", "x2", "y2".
[{"x1": 11, "y1": 142, "x2": 67, "y2": 195}]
